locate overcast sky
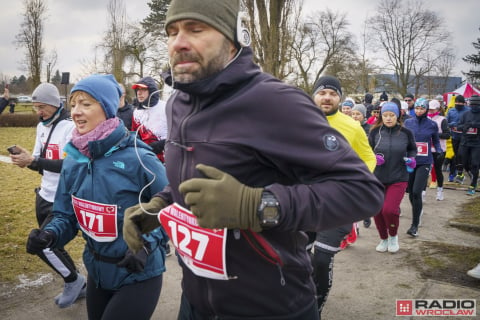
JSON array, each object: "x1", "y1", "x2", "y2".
[{"x1": 0, "y1": 0, "x2": 478, "y2": 84}]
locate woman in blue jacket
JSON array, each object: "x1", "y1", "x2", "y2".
[
  {"x1": 26, "y1": 74, "x2": 169, "y2": 320},
  {"x1": 404, "y1": 98, "x2": 443, "y2": 237}
]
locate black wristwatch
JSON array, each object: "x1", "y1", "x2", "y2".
[{"x1": 257, "y1": 191, "x2": 280, "y2": 228}]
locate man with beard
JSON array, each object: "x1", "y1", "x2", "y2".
[
  {"x1": 123, "y1": 0, "x2": 383, "y2": 319},
  {"x1": 310, "y1": 75, "x2": 376, "y2": 317}
]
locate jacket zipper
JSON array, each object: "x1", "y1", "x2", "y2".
[
  {"x1": 240, "y1": 229, "x2": 286, "y2": 286},
  {"x1": 179, "y1": 97, "x2": 199, "y2": 182}
]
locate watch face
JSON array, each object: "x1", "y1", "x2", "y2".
[{"x1": 263, "y1": 206, "x2": 278, "y2": 220}]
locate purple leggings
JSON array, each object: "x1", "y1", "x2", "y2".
[{"x1": 374, "y1": 182, "x2": 408, "y2": 239}]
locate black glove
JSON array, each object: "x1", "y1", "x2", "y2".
[
  {"x1": 149, "y1": 140, "x2": 166, "y2": 154},
  {"x1": 26, "y1": 229, "x2": 55, "y2": 255},
  {"x1": 117, "y1": 246, "x2": 151, "y2": 273}
]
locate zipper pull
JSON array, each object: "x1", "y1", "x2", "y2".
[
  {"x1": 170, "y1": 141, "x2": 194, "y2": 151},
  {"x1": 276, "y1": 263, "x2": 286, "y2": 286},
  {"x1": 234, "y1": 229, "x2": 241, "y2": 240}
]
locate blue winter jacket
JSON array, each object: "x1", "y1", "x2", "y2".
[
  {"x1": 447, "y1": 105, "x2": 471, "y2": 140},
  {"x1": 45, "y1": 123, "x2": 169, "y2": 290},
  {"x1": 404, "y1": 114, "x2": 443, "y2": 166}
]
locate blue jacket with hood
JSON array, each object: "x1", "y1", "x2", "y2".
[
  {"x1": 404, "y1": 113, "x2": 442, "y2": 166},
  {"x1": 447, "y1": 104, "x2": 471, "y2": 140},
  {"x1": 45, "y1": 123, "x2": 169, "y2": 290}
]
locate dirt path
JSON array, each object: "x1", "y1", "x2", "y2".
[{"x1": 1, "y1": 184, "x2": 479, "y2": 320}]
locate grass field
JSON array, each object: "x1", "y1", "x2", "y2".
[{"x1": 0, "y1": 127, "x2": 83, "y2": 282}]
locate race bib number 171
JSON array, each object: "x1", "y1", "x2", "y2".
[{"x1": 159, "y1": 203, "x2": 229, "y2": 280}]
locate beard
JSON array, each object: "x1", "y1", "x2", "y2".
[{"x1": 171, "y1": 39, "x2": 233, "y2": 83}]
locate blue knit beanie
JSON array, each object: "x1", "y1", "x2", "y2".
[
  {"x1": 381, "y1": 102, "x2": 399, "y2": 117},
  {"x1": 71, "y1": 74, "x2": 121, "y2": 119}
]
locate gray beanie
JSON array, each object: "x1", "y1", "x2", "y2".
[
  {"x1": 352, "y1": 104, "x2": 366, "y2": 118},
  {"x1": 165, "y1": 0, "x2": 239, "y2": 44},
  {"x1": 32, "y1": 83, "x2": 61, "y2": 108}
]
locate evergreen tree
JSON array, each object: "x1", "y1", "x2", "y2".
[
  {"x1": 463, "y1": 28, "x2": 480, "y2": 83},
  {"x1": 141, "y1": 0, "x2": 170, "y2": 37},
  {"x1": 51, "y1": 70, "x2": 61, "y2": 85}
]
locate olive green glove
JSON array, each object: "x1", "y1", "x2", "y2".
[
  {"x1": 123, "y1": 197, "x2": 167, "y2": 253},
  {"x1": 178, "y1": 164, "x2": 263, "y2": 232}
]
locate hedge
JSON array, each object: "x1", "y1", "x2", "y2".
[{"x1": 0, "y1": 113, "x2": 39, "y2": 127}]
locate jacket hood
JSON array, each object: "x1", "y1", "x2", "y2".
[{"x1": 133, "y1": 76, "x2": 160, "y2": 108}]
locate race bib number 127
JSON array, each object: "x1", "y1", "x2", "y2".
[{"x1": 159, "y1": 203, "x2": 229, "y2": 280}]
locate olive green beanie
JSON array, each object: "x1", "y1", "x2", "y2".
[{"x1": 165, "y1": 0, "x2": 239, "y2": 44}]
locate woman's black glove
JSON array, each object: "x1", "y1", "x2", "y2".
[
  {"x1": 117, "y1": 246, "x2": 151, "y2": 273},
  {"x1": 26, "y1": 229, "x2": 56, "y2": 255}
]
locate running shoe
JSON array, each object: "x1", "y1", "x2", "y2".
[
  {"x1": 375, "y1": 239, "x2": 388, "y2": 252},
  {"x1": 436, "y1": 187, "x2": 444, "y2": 201},
  {"x1": 467, "y1": 264, "x2": 480, "y2": 279},
  {"x1": 448, "y1": 173, "x2": 455, "y2": 182},
  {"x1": 387, "y1": 235, "x2": 399, "y2": 253},
  {"x1": 406, "y1": 225, "x2": 418, "y2": 237},
  {"x1": 455, "y1": 174, "x2": 465, "y2": 184},
  {"x1": 467, "y1": 186, "x2": 476, "y2": 196},
  {"x1": 363, "y1": 218, "x2": 371, "y2": 228}
]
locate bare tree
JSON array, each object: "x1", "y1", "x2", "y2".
[
  {"x1": 370, "y1": 0, "x2": 449, "y2": 96},
  {"x1": 434, "y1": 47, "x2": 456, "y2": 94},
  {"x1": 124, "y1": 24, "x2": 168, "y2": 81},
  {"x1": 244, "y1": 0, "x2": 298, "y2": 80},
  {"x1": 15, "y1": 0, "x2": 47, "y2": 88},
  {"x1": 44, "y1": 49, "x2": 58, "y2": 83},
  {"x1": 98, "y1": 0, "x2": 129, "y2": 83},
  {"x1": 290, "y1": 9, "x2": 355, "y2": 93}
]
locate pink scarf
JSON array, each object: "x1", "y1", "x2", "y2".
[{"x1": 71, "y1": 117, "x2": 120, "y2": 158}]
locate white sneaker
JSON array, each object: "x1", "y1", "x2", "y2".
[
  {"x1": 376, "y1": 239, "x2": 388, "y2": 252},
  {"x1": 436, "y1": 187, "x2": 444, "y2": 201},
  {"x1": 418, "y1": 209, "x2": 424, "y2": 227},
  {"x1": 56, "y1": 274, "x2": 86, "y2": 308},
  {"x1": 467, "y1": 263, "x2": 480, "y2": 279},
  {"x1": 387, "y1": 235, "x2": 399, "y2": 253}
]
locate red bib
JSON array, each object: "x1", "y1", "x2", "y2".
[
  {"x1": 72, "y1": 195, "x2": 118, "y2": 242},
  {"x1": 416, "y1": 142, "x2": 429, "y2": 156},
  {"x1": 159, "y1": 203, "x2": 229, "y2": 280}
]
